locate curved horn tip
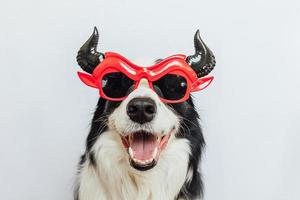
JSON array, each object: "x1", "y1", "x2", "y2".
[
  {"x1": 194, "y1": 29, "x2": 200, "y2": 39},
  {"x1": 93, "y1": 26, "x2": 99, "y2": 35},
  {"x1": 194, "y1": 29, "x2": 204, "y2": 42}
]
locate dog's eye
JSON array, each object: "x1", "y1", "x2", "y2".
[{"x1": 101, "y1": 72, "x2": 134, "y2": 99}]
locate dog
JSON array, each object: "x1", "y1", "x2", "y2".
[{"x1": 74, "y1": 27, "x2": 215, "y2": 200}]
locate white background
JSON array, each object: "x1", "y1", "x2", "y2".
[{"x1": 0, "y1": 0, "x2": 299, "y2": 199}]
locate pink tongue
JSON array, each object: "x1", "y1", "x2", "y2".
[{"x1": 130, "y1": 133, "x2": 157, "y2": 160}]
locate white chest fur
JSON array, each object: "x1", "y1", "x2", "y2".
[{"x1": 77, "y1": 130, "x2": 191, "y2": 200}]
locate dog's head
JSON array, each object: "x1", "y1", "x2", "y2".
[{"x1": 76, "y1": 27, "x2": 215, "y2": 171}]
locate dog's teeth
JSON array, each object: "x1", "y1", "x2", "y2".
[
  {"x1": 134, "y1": 159, "x2": 142, "y2": 164},
  {"x1": 132, "y1": 157, "x2": 154, "y2": 165},
  {"x1": 128, "y1": 147, "x2": 134, "y2": 158},
  {"x1": 152, "y1": 147, "x2": 158, "y2": 158}
]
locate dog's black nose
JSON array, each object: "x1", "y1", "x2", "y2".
[{"x1": 127, "y1": 98, "x2": 156, "y2": 124}]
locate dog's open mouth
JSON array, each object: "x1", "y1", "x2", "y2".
[{"x1": 121, "y1": 131, "x2": 171, "y2": 171}]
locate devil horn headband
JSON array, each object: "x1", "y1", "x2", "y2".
[
  {"x1": 76, "y1": 27, "x2": 104, "y2": 74},
  {"x1": 186, "y1": 30, "x2": 216, "y2": 77},
  {"x1": 76, "y1": 27, "x2": 215, "y2": 77}
]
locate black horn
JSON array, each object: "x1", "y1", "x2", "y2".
[
  {"x1": 186, "y1": 30, "x2": 216, "y2": 77},
  {"x1": 76, "y1": 27, "x2": 104, "y2": 74}
]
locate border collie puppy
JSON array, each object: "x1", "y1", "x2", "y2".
[{"x1": 74, "y1": 27, "x2": 215, "y2": 200}]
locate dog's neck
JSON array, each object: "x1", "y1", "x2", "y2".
[{"x1": 77, "y1": 130, "x2": 191, "y2": 200}]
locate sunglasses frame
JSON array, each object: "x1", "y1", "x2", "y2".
[{"x1": 77, "y1": 52, "x2": 213, "y2": 103}]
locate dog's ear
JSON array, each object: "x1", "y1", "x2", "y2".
[{"x1": 77, "y1": 72, "x2": 98, "y2": 88}]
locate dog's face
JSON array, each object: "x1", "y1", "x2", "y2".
[
  {"x1": 107, "y1": 78, "x2": 181, "y2": 170},
  {"x1": 76, "y1": 27, "x2": 215, "y2": 173}
]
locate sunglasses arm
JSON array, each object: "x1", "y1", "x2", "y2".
[
  {"x1": 77, "y1": 72, "x2": 98, "y2": 88},
  {"x1": 191, "y1": 76, "x2": 214, "y2": 92}
]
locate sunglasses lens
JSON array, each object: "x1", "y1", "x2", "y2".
[
  {"x1": 101, "y1": 72, "x2": 134, "y2": 99},
  {"x1": 153, "y1": 74, "x2": 188, "y2": 101}
]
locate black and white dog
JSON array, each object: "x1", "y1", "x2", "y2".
[{"x1": 74, "y1": 28, "x2": 215, "y2": 200}]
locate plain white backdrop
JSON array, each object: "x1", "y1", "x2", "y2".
[{"x1": 0, "y1": 0, "x2": 299, "y2": 199}]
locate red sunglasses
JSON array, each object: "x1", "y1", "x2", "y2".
[{"x1": 78, "y1": 52, "x2": 213, "y2": 103}]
